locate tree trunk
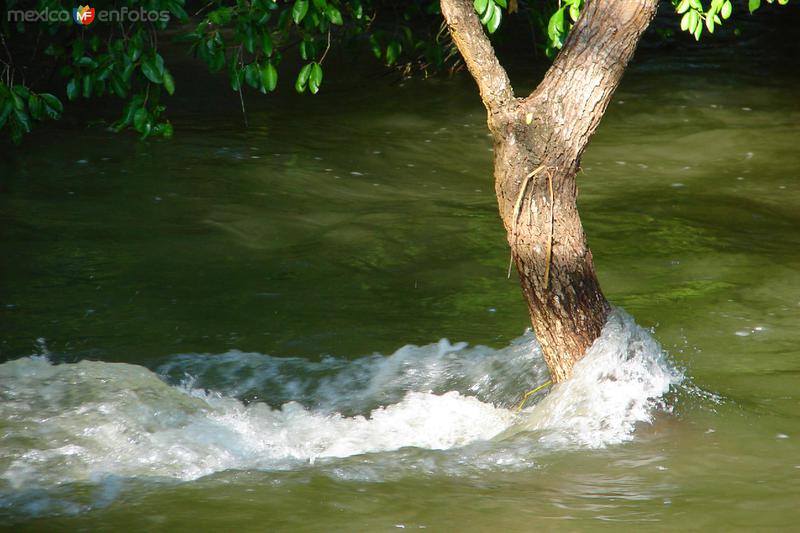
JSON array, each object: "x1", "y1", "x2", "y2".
[{"x1": 441, "y1": 0, "x2": 659, "y2": 382}]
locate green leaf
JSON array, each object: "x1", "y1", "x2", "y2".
[
  {"x1": 230, "y1": 62, "x2": 243, "y2": 91},
  {"x1": 569, "y1": 3, "x2": 580, "y2": 22},
  {"x1": 12, "y1": 85, "x2": 30, "y2": 101},
  {"x1": 167, "y1": 1, "x2": 188, "y2": 22},
  {"x1": 748, "y1": 0, "x2": 760, "y2": 13},
  {"x1": 680, "y1": 12, "x2": 690, "y2": 30},
  {"x1": 480, "y1": 0, "x2": 496, "y2": 24},
  {"x1": 325, "y1": 5, "x2": 343, "y2": 25},
  {"x1": 140, "y1": 121, "x2": 153, "y2": 140},
  {"x1": 369, "y1": 34, "x2": 382, "y2": 59},
  {"x1": 133, "y1": 107, "x2": 148, "y2": 131},
  {"x1": 487, "y1": 4, "x2": 502, "y2": 34},
  {"x1": 141, "y1": 60, "x2": 161, "y2": 83},
  {"x1": 208, "y1": 47, "x2": 226, "y2": 72},
  {"x1": 295, "y1": 63, "x2": 313, "y2": 93},
  {"x1": 677, "y1": 0, "x2": 691, "y2": 14},
  {"x1": 386, "y1": 41, "x2": 401, "y2": 65},
  {"x1": 208, "y1": 7, "x2": 233, "y2": 25},
  {"x1": 705, "y1": 15, "x2": 715, "y2": 33},
  {"x1": 28, "y1": 94, "x2": 44, "y2": 121},
  {"x1": 13, "y1": 107, "x2": 31, "y2": 133},
  {"x1": 163, "y1": 70, "x2": 176, "y2": 95},
  {"x1": 10, "y1": 90, "x2": 25, "y2": 111},
  {"x1": 262, "y1": 32, "x2": 274, "y2": 56},
  {"x1": 688, "y1": 10, "x2": 699, "y2": 33},
  {"x1": 96, "y1": 63, "x2": 114, "y2": 82},
  {"x1": 129, "y1": 34, "x2": 144, "y2": 62},
  {"x1": 243, "y1": 28, "x2": 256, "y2": 54},
  {"x1": 119, "y1": 95, "x2": 144, "y2": 129},
  {"x1": 40, "y1": 93, "x2": 63, "y2": 119},
  {"x1": 293, "y1": 0, "x2": 309, "y2": 24},
  {"x1": 82, "y1": 75, "x2": 92, "y2": 98},
  {"x1": 0, "y1": 100, "x2": 12, "y2": 129},
  {"x1": 122, "y1": 62, "x2": 136, "y2": 82},
  {"x1": 721, "y1": 0, "x2": 732, "y2": 18},
  {"x1": 110, "y1": 73, "x2": 128, "y2": 98},
  {"x1": 689, "y1": 0, "x2": 703, "y2": 9},
  {"x1": 66, "y1": 78, "x2": 79, "y2": 100},
  {"x1": 141, "y1": 55, "x2": 165, "y2": 84},
  {"x1": 309, "y1": 62, "x2": 323, "y2": 94},
  {"x1": 245, "y1": 63, "x2": 260, "y2": 89},
  {"x1": 473, "y1": 0, "x2": 489, "y2": 15},
  {"x1": 262, "y1": 62, "x2": 278, "y2": 92},
  {"x1": 76, "y1": 56, "x2": 96, "y2": 68},
  {"x1": 311, "y1": 63, "x2": 323, "y2": 85},
  {"x1": 547, "y1": 7, "x2": 566, "y2": 43}
]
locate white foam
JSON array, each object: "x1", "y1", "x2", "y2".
[
  {"x1": 516, "y1": 311, "x2": 683, "y2": 447},
  {"x1": 0, "y1": 310, "x2": 682, "y2": 515}
]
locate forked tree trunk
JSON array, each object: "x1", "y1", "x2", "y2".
[{"x1": 441, "y1": 0, "x2": 659, "y2": 382}]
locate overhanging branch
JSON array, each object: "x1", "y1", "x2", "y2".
[{"x1": 440, "y1": 0, "x2": 514, "y2": 114}]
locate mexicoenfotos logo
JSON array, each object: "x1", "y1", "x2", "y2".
[
  {"x1": 73, "y1": 5, "x2": 95, "y2": 26},
  {"x1": 6, "y1": 6, "x2": 169, "y2": 25}
]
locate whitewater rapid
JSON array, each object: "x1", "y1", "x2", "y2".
[{"x1": 0, "y1": 310, "x2": 682, "y2": 516}]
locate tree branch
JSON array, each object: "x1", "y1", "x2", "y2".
[
  {"x1": 440, "y1": 0, "x2": 514, "y2": 114},
  {"x1": 525, "y1": 0, "x2": 659, "y2": 164}
]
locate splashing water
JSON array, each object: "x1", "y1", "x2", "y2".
[{"x1": 0, "y1": 310, "x2": 682, "y2": 517}]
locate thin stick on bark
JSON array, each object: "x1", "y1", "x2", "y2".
[
  {"x1": 508, "y1": 165, "x2": 544, "y2": 278},
  {"x1": 544, "y1": 169, "x2": 554, "y2": 289}
]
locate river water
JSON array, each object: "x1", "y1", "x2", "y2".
[{"x1": 1, "y1": 21, "x2": 799, "y2": 531}]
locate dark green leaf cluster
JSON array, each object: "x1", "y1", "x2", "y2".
[
  {"x1": 0, "y1": 84, "x2": 62, "y2": 143},
  {"x1": 2, "y1": 0, "x2": 186, "y2": 140},
  {"x1": 0, "y1": 0, "x2": 793, "y2": 143},
  {"x1": 672, "y1": 0, "x2": 790, "y2": 40}
]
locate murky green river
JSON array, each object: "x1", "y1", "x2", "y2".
[{"x1": 1, "y1": 23, "x2": 799, "y2": 532}]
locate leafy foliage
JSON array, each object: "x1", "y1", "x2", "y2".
[
  {"x1": 671, "y1": 0, "x2": 790, "y2": 40},
  {"x1": 0, "y1": 84, "x2": 63, "y2": 143},
  {"x1": 0, "y1": 0, "x2": 793, "y2": 143}
]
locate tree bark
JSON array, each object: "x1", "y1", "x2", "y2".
[{"x1": 441, "y1": 0, "x2": 659, "y2": 382}]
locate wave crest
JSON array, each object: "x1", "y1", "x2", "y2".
[{"x1": 0, "y1": 309, "x2": 682, "y2": 517}]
